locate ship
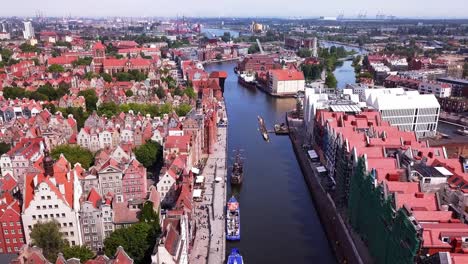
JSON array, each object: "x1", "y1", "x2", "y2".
[
  {"x1": 237, "y1": 73, "x2": 256, "y2": 89},
  {"x1": 257, "y1": 116, "x2": 269, "y2": 141},
  {"x1": 230, "y1": 151, "x2": 244, "y2": 185},
  {"x1": 226, "y1": 196, "x2": 240, "y2": 241},
  {"x1": 227, "y1": 248, "x2": 244, "y2": 264}
]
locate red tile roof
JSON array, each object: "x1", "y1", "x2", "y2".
[{"x1": 269, "y1": 69, "x2": 304, "y2": 81}]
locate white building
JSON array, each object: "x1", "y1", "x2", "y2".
[
  {"x1": 22, "y1": 21, "x2": 34, "y2": 40},
  {"x1": 303, "y1": 87, "x2": 361, "y2": 143},
  {"x1": 418, "y1": 82, "x2": 452, "y2": 98},
  {"x1": 268, "y1": 69, "x2": 305, "y2": 96},
  {"x1": 22, "y1": 155, "x2": 83, "y2": 246},
  {"x1": 364, "y1": 88, "x2": 440, "y2": 138}
]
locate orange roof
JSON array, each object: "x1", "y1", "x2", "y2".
[
  {"x1": 269, "y1": 69, "x2": 304, "y2": 81},
  {"x1": 87, "y1": 188, "x2": 102, "y2": 209}
]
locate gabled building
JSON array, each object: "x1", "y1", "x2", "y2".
[
  {"x1": 79, "y1": 188, "x2": 113, "y2": 252},
  {"x1": 21, "y1": 153, "x2": 83, "y2": 246},
  {"x1": 0, "y1": 192, "x2": 24, "y2": 253}
]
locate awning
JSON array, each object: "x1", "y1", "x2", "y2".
[
  {"x1": 193, "y1": 189, "x2": 202, "y2": 198},
  {"x1": 308, "y1": 150, "x2": 318, "y2": 159},
  {"x1": 195, "y1": 176, "x2": 205, "y2": 184},
  {"x1": 215, "y1": 177, "x2": 222, "y2": 182},
  {"x1": 317, "y1": 166, "x2": 327, "y2": 173},
  {"x1": 191, "y1": 167, "x2": 200, "y2": 174}
]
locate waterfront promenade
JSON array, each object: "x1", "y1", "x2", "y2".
[{"x1": 189, "y1": 103, "x2": 227, "y2": 264}]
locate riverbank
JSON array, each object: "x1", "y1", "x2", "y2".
[{"x1": 287, "y1": 113, "x2": 372, "y2": 264}]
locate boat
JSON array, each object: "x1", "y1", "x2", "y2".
[
  {"x1": 230, "y1": 151, "x2": 244, "y2": 185},
  {"x1": 226, "y1": 196, "x2": 240, "y2": 241},
  {"x1": 257, "y1": 116, "x2": 269, "y2": 141},
  {"x1": 237, "y1": 73, "x2": 256, "y2": 89},
  {"x1": 456, "y1": 129, "x2": 468, "y2": 136},
  {"x1": 227, "y1": 248, "x2": 244, "y2": 264}
]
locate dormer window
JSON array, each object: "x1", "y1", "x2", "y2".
[{"x1": 442, "y1": 237, "x2": 450, "y2": 243}]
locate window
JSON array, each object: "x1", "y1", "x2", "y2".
[
  {"x1": 36, "y1": 206, "x2": 40, "y2": 210},
  {"x1": 16, "y1": 222, "x2": 20, "y2": 226},
  {"x1": 14, "y1": 247, "x2": 18, "y2": 251},
  {"x1": 5, "y1": 238, "x2": 9, "y2": 243},
  {"x1": 1, "y1": 223, "x2": 5, "y2": 227},
  {"x1": 11, "y1": 230, "x2": 15, "y2": 234},
  {"x1": 32, "y1": 215, "x2": 36, "y2": 220},
  {"x1": 54, "y1": 205, "x2": 58, "y2": 209},
  {"x1": 84, "y1": 227, "x2": 89, "y2": 233},
  {"x1": 71, "y1": 241, "x2": 75, "y2": 246},
  {"x1": 7, "y1": 247, "x2": 11, "y2": 252},
  {"x1": 18, "y1": 229, "x2": 22, "y2": 234},
  {"x1": 9, "y1": 222, "x2": 13, "y2": 226},
  {"x1": 42, "y1": 205, "x2": 46, "y2": 209},
  {"x1": 48, "y1": 205, "x2": 52, "y2": 209},
  {"x1": 47, "y1": 196, "x2": 51, "y2": 200},
  {"x1": 63, "y1": 223, "x2": 67, "y2": 227},
  {"x1": 70, "y1": 231, "x2": 74, "y2": 236},
  {"x1": 12, "y1": 238, "x2": 16, "y2": 243},
  {"x1": 69, "y1": 222, "x2": 73, "y2": 227},
  {"x1": 20, "y1": 238, "x2": 23, "y2": 243},
  {"x1": 4, "y1": 230, "x2": 8, "y2": 234},
  {"x1": 92, "y1": 227, "x2": 97, "y2": 233},
  {"x1": 93, "y1": 236, "x2": 98, "y2": 241},
  {"x1": 41, "y1": 196, "x2": 45, "y2": 200},
  {"x1": 85, "y1": 236, "x2": 90, "y2": 241},
  {"x1": 62, "y1": 213, "x2": 65, "y2": 217}
]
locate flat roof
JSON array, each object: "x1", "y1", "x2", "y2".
[{"x1": 330, "y1": 104, "x2": 362, "y2": 113}]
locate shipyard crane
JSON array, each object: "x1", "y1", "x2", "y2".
[{"x1": 256, "y1": 38, "x2": 265, "y2": 54}]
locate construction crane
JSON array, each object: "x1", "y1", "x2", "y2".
[{"x1": 256, "y1": 38, "x2": 264, "y2": 55}]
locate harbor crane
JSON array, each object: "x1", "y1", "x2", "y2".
[{"x1": 256, "y1": 38, "x2": 265, "y2": 54}]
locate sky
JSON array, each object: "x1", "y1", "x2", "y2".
[{"x1": 1, "y1": 0, "x2": 467, "y2": 18}]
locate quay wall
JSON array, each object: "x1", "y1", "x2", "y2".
[{"x1": 287, "y1": 116, "x2": 364, "y2": 264}]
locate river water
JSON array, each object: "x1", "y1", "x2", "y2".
[{"x1": 205, "y1": 62, "x2": 335, "y2": 263}]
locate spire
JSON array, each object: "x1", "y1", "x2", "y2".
[{"x1": 43, "y1": 145, "x2": 54, "y2": 177}]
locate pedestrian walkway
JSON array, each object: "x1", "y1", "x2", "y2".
[{"x1": 189, "y1": 104, "x2": 227, "y2": 264}]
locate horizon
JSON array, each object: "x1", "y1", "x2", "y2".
[{"x1": 1, "y1": 0, "x2": 468, "y2": 19}]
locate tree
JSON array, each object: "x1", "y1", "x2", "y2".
[
  {"x1": 173, "y1": 87, "x2": 183, "y2": 96},
  {"x1": 48, "y1": 64, "x2": 65, "y2": 73},
  {"x1": 301, "y1": 64, "x2": 323, "y2": 80},
  {"x1": 78, "y1": 90, "x2": 98, "y2": 111},
  {"x1": 19, "y1": 43, "x2": 39, "y2": 53},
  {"x1": 36, "y1": 84, "x2": 58, "y2": 100},
  {"x1": 125, "y1": 90, "x2": 134, "y2": 97},
  {"x1": 104, "y1": 222, "x2": 158, "y2": 264},
  {"x1": 248, "y1": 43, "x2": 260, "y2": 54},
  {"x1": 176, "y1": 103, "x2": 192, "y2": 116},
  {"x1": 139, "y1": 201, "x2": 160, "y2": 226},
  {"x1": 184, "y1": 86, "x2": 196, "y2": 99},
  {"x1": 30, "y1": 221, "x2": 65, "y2": 262},
  {"x1": 51, "y1": 145, "x2": 94, "y2": 169},
  {"x1": 135, "y1": 140, "x2": 161, "y2": 168},
  {"x1": 221, "y1": 32, "x2": 231, "y2": 42},
  {"x1": 0, "y1": 142, "x2": 11, "y2": 155},
  {"x1": 3, "y1": 86, "x2": 26, "y2": 99},
  {"x1": 297, "y1": 48, "x2": 312, "y2": 58},
  {"x1": 100, "y1": 73, "x2": 113, "y2": 82},
  {"x1": 159, "y1": 103, "x2": 172, "y2": 116},
  {"x1": 325, "y1": 72, "x2": 338, "y2": 88},
  {"x1": 72, "y1": 57, "x2": 93, "y2": 67},
  {"x1": 155, "y1": 87, "x2": 166, "y2": 99},
  {"x1": 62, "y1": 245, "x2": 94, "y2": 262},
  {"x1": 98, "y1": 102, "x2": 119, "y2": 117}
]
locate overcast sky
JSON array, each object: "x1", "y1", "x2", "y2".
[{"x1": 2, "y1": 0, "x2": 467, "y2": 18}]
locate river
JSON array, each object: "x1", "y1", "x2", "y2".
[{"x1": 205, "y1": 62, "x2": 335, "y2": 263}]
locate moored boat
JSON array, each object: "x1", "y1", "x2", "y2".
[
  {"x1": 227, "y1": 248, "x2": 244, "y2": 264},
  {"x1": 231, "y1": 151, "x2": 244, "y2": 185},
  {"x1": 226, "y1": 196, "x2": 240, "y2": 241},
  {"x1": 237, "y1": 73, "x2": 256, "y2": 89}
]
